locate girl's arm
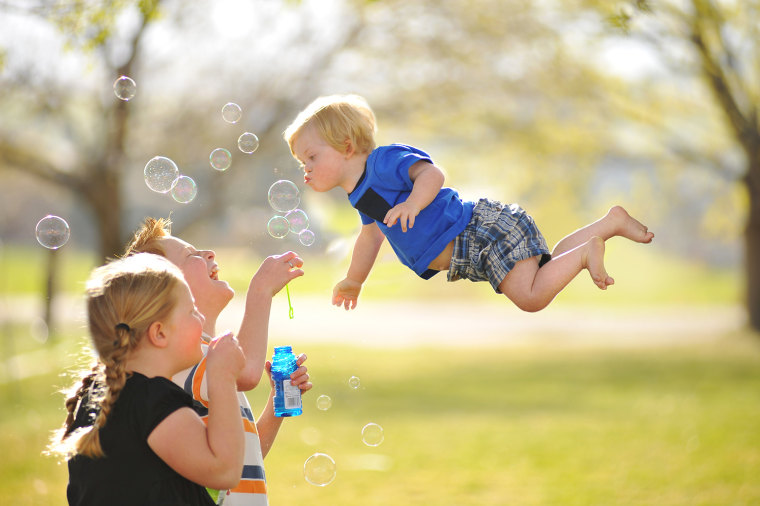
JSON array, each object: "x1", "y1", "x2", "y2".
[
  {"x1": 257, "y1": 354, "x2": 311, "y2": 458},
  {"x1": 148, "y1": 334, "x2": 246, "y2": 490},
  {"x1": 383, "y1": 161, "x2": 445, "y2": 232},
  {"x1": 236, "y1": 252, "x2": 303, "y2": 391},
  {"x1": 333, "y1": 222, "x2": 386, "y2": 310}
]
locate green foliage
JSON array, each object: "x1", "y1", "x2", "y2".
[{"x1": 45, "y1": 0, "x2": 126, "y2": 51}]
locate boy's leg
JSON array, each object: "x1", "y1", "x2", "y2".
[
  {"x1": 552, "y1": 206, "x2": 654, "y2": 257},
  {"x1": 500, "y1": 236, "x2": 610, "y2": 312}
]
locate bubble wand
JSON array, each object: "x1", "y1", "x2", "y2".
[
  {"x1": 285, "y1": 283, "x2": 294, "y2": 319},
  {"x1": 286, "y1": 259, "x2": 295, "y2": 319}
]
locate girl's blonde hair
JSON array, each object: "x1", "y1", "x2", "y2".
[
  {"x1": 283, "y1": 94, "x2": 377, "y2": 156},
  {"x1": 54, "y1": 253, "x2": 185, "y2": 458}
]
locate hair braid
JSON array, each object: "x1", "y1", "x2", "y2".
[
  {"x1": 49, "y1": 253, "x2": 185, "y2": 461},
  {"x1": 61, "y1": 364, "x2": 102, "y2": 440},
  {"x1": 76, "y1": 335, "x2": 131, "y2": 458}
]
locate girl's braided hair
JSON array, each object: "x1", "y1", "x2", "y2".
[{"x1": 53, "y1": 253, "x2": 184, "y2": 458}]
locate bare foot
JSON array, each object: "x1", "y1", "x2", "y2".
[
  {"x1": 582, "y1": 236, "x2": 614, "y2": 290},
  {"x1": 607, "y1": 206, "x2": 654, "y2": 244}
]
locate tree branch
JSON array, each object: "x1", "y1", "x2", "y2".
[
  {"x1": 688, "y1": 7, "x2": 751, "y2": 152},
  {"x1": 0, "y1": 136, "x2": 85, "y2": 193}
]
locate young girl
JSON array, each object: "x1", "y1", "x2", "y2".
[
  {"x1": 284, "y1": 94, "x2": 654, "y2": 312},
  {"x1": 53, "y1": 253, "x2": 245, "y2": 506}
]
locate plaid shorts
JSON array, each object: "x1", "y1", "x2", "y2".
[{"x1": 447, "y1": 198, "x2": 551, "y2": 293}]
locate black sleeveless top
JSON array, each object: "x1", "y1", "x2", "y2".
[{"x1": 67, "y1": 372, "x2": 215, "y2": 506}]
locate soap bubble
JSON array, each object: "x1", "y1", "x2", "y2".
[
  {"x1": 238, "y1": 132, "x2": 259, "y2": 154},
  {"x1": 209, "y1": 148, "x2": 232, "y2": 171},
  {"x1": 267, "y1": 215, "x2": 289, "y2": 239},
  {"x1": 304, "y1": 453, "x2": 336, "y2": 487},
  {"x1": 316, "y1": 395, "x2": 332, "y2": 411},
  {"x1": 299, "y1": 229, "x2": 316, "y2": 247},
  {"x1": 285, "y1": 209, "x2": 309, "y2": 234},
  {"x1": 113, "y1": 76, "x2": 136, "y2": 101},
  {"x1": 144, "y1": 156, "x2": 179, "y2": 193},
  {"x1": 171, "y1": 175, "x2": 197, "y2": 204},
  {"x1": 221, "y1": 102, "x2": 242, "y2": 123},
  {"x1": 268, "y1": 180, "x2": 300, "y2": 212},
  {"x1": 348, "y1": 376, "x2": 361, "y2": 390},
  {"x1": 361, "y1": 423, "x2": 384, "y2": 447},
  {"x1": 35, "y1": 215, "x2": 70, "y2": 249}
]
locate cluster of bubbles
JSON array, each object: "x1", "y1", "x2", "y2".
[
  {"x1": 35, "y1": 215, "x2": 70, "y2": 249},
  {"x1": 143, "y1": 156, "x2": 197, "y2": 204},
  {"x1": 303, "y1": 375, "x2": 385, "y2": 487},
  {"x1": 267, "y1": 180, "x2": 315, "y2": 246},
  {"x1": 210, "y1": 104, "x2": 260, "y2": 173},
  {"x1": 112, "y1": 80, "x2": 308, "y2": 246},
  {"x1": 139, "y1": 101, "x2": 265, "y2": 204}
]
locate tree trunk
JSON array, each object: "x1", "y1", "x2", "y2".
[
  {"x1": 746, "y1": 155, "x2": 760, "y2": 331},
  {"x1": 92, "y1": 174, "x2": 124, "y2": 262},
  {"x1": 43, "y1": 247, "x2": 59, "y2": 339}
]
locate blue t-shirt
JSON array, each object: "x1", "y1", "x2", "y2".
[{"x1": 348, "y1": 144, "x2": 474, "y2": 279}]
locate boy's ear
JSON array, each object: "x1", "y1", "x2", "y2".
[
  {"x1": 344, "y1": 138, "x2": 355, "y2": 158},
  {"x1": 146, "y1": 321, "x2": 170, "y2": 349}
]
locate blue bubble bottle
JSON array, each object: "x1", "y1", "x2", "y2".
[{"x1": 272, "y1": 346, "x2": 302, "y2": 417}]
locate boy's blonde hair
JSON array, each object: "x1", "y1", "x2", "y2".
[
  {"x1": 283, "y1": 94, "x2": 377, "y2": 156},
  {"x1": 123, "y1": 217, "x2": 172, "y2": 258},
  {"x1": 54, "y1": 253, "x2": 184, "y2": 458}
]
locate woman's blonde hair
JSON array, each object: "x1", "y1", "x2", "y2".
[
  {"x1": 54, "y1": 253, "x2": 185, "y2": 458},
  {"x1": 283, "y1": 94, "x2": 377, "y2": 157}
]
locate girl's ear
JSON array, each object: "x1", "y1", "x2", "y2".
[{"x1": 146, "y1": 321, "x2": 169, "y2": 349}]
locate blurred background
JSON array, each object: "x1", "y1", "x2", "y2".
[{"x1": 1, "y1": 0, "x2": 758, "y2": 504}]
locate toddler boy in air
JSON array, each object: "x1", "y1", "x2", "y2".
[{"x1": 283, "y1": 94, "x2": 654, "y2": 312}]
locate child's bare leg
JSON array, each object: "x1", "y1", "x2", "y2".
[
  {"x1": 500, "y1": 237, "x2": 611, "y2": 312},
  {"x1": 552, "y1": 206, "x2": 654, "y2": 257}
]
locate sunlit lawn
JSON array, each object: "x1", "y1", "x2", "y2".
[
  {"x1": 2, "y1": 328, "x2": 759, "y2": 506},
  {"x1": 0, "y1": 243, "x2": 752, "y2": 504},
  {"x1": 0, "y1": 240, "x2": 742, "y2": 306}
]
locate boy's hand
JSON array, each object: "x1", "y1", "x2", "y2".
[
  {"x1": 251, "y1": 251, "x2": 304, "y2": 297},
  {"x1": 264, "y1": 353, "x2": 312, "y2": 393},
  {"x1": 207, "y1": 332, "x2": 245, "y2": 382},
  {"x1": 383, "y1": 202, "x2": 420, "y2": 233},
  {"x1": 332, "y1": 278, "x2": 362, "y2": 310}
]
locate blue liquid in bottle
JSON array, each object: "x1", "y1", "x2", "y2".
[{"x1": 272, "y1": 346, "x2": 302, "y2": 417}]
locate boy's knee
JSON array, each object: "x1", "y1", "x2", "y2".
[{"x1": 506, "y1": 293, "x2": 548, "y2": 313}]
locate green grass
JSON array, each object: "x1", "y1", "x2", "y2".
[
  {"x1": 0, "y1": 242, "x2": 741, "y2": 306},
  {"x1": 0, "y1": 246, "x2": 97, "y2": 295},
  {"x1": 3, "y1": 326, "x2": 759, "y2": 506}
]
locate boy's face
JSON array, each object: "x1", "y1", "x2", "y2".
[
  {"x1": 156, "y1": 236, "x2": 234, "y2": 321},
  {"x1": 292, "y1": 123, "x2": 349, "y2": 192}
]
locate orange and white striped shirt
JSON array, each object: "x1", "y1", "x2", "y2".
[{"x1": 173, "y1": 334, "x2": 268, "y2": 506}]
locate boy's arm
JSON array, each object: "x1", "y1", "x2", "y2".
[
  {"x1": 333, "y1": 222, "x2": 385, "y2": 310},
  {"x1": 236, "y1": 252, "x2": 303, "y2": 391},
  {"x1": 383, "y1": 161, "x2": 445, "y2": 232},
  {"x1": 257, "y1": 354, "x2": 311, "y2": 458},
  {"x1": 148, "y1": 334, "x2": 246, "y2": 490}
]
